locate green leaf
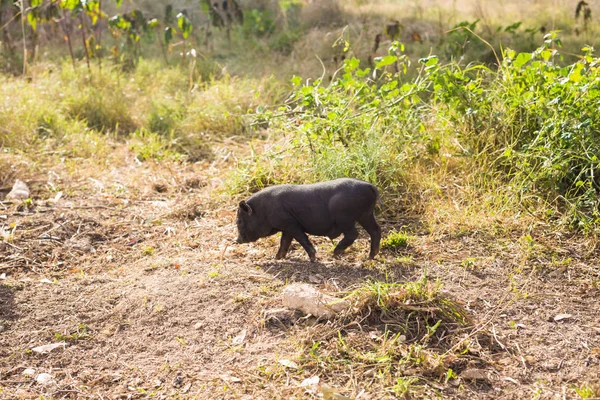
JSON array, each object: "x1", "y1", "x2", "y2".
[
  {"x1": 569, "y1": 62, "x2": 584, "y2": 83},
  {"x1": 291, "y1": 75, "x2": 302, "y2": 87},
  {"x1": 374, "y1": 55, "x2": 397, "y2": 68},
  {"x1": 147, "y1": 18, "x2": 160, "y2": 29},
  {"x1": 344, "y1": 57, "x2": 360, "y2": 72},
  {"x1": 27, "y1": 12, "x2": 37, "y2": 31},
  {"x1": 513, "y1": 53, "x2": 532, "y2": 68},
  {"x1": 176, "y1": 12, "x2": 193, "y2": 39},
  {"x1": 541, "y1": 49, "x2": 553, "y2": 61},
  {"x1": 504, "y1": 48, "x2": 516, "y2": 60},
  {"x1": 61, "y1": 0, "x2": 82, "y2": 11},
  {"x1": 164, "y1": 26, "x2": 173, "y2": 45},
  {"x1": 418, "y1": 55, "x2": 438, "y2": 67}
]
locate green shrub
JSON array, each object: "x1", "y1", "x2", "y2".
[
  {"x1": 382, "y1": 229, "x2": 410, "y2": 250},
  {"x1": 67, "y1": 87, "x2": 137, "y2": 134},
  {"x1": 242, "y1": 34, "x2": 600, "y2": 230}
]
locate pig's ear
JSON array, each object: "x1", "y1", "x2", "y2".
[{"x1": 239, "y1": 200, "x2": 253, "y2": 215}]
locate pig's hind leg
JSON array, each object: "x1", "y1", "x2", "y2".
[
  {"x1": 333, "y1": 224, "x2": 359, "y2": 257},
  {"x1": 358, "y1": 213, "x2": 381, "y2": 259},
  {"x1": 275, "y1": 233, "x2": 293, "y2": 260}
]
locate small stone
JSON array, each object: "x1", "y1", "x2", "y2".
[
  {"x1": 461, "y1": 368, "x2": 490, "y2": 382},
  {"x1": 553, "y1": 313, "x2": 572, "y2": 322},
  {"x1": 22, "y1": 368, "x2": 36, "y2": 376},
  {"x1": 282, "y1": 283, "x2": 350, "y2": 319},
  {"x1": 278, "y1": 359, "x2": 298, "y2": 369},
  {"x1": 5, "y1": 180, "x2": 30, "y2": 200},
  {"x1": 194, "y1": 322, "x2": 203, "y2": 330},
  {"x1": 231, "y1": 329, "x2": 246, "y2": 345},
  {"x1": 300, "y1": 375, "x2": 320, "y2": 391},
  {"x1": 35, "y1": 373, "x2": 53, "y2": 385},
  {"x1": 31, "y1": 342, "x2": 66, "y2": 354}
]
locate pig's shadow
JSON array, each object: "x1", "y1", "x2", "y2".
[
  {"x1": 259, "y1": 256, "x2": 415, "y2": 288},
  {"x1": 0, "y1": 282, "x2": 19, "y2": 324}
]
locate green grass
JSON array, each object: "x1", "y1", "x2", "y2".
[
  {"x1": 291, "y1": 276, "x2": 470, "y2": 397},
  {"x1": 381, "y1": 229, "x2": 411, "y2": 250},
  {"x1": 227, "y1": 32, "x2": 600, "y2": 234}
]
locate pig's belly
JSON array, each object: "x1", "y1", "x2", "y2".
[{"x1": 303, "y1": 225, "x2": 341, "y2": 239}]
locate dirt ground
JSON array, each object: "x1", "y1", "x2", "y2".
[{"x1": 1, "y1": 146, "x2": 600, "y2": 399}]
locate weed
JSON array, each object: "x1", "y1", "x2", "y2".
[
  {"x1": 460, "y1": 257, "x2": 478, "y2": 270},
  {"x1": 233, "y1": 293, "x2": 250, "y2": 303},
  {"x1": 395, "y1": 255, "x2": 414, "y2": 265},
  {"x1": 142, "y1": 246, "x2": 155, "y2": 256},
  {"x1": 66, "y1": 85, "x2": 137, "y2": 134},
  {"x1": 574, "y1": 383, "x2": 598, "y2": 399},
  {"x1": 130, "y1": 129, "x2": 182, "y2": 162},
  {"x1": 55, "y1": 323, "x2": 91, "y2": 341},
  {"x1": 381, "y1": 230, "x2": 410, "y2": 250},
  {"x1": 392, "y1": 376, "x2": 418, "y2": 397}
]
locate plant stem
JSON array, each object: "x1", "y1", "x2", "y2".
[
  {"x1": 98, "y1": 0, "x2": 102, "y2": 71},
  {"x1": 19, "y1": 0, "x2": 26, "y2": 75},
  {"x1": 157, "y1": 30, "x2": 169, "y2": 65},
  {"x1": 60, "y1": 10, "x2": 76, "y2": 68},
  {"x1": 79, "y1": 13, "x2": 91, "y2": 74}
]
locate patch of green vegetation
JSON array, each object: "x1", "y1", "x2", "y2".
[
  {"x1": 381, "y1": 229, "x2": 411, "y2": 250},
  {"x1": 55, "y1": 323, "x2": 91, "y2": 341},
  {"x1": 142, "y1": 246, "x2": 155, "y2": 256},
  {"x1": 232, "y1": 32, "x2": 600, "y2": 233},
  {"x1": 574, "y1": 383, "x2": 598, "y2": 399},
  {"x1": 460, "y1": 257, "x2": 478, "y2": 270},
  {"x1": 292, "y1": 276, "x2": 470, "y2": 397}
]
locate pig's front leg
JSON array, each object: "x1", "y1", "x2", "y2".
[
  {"x1": 288, "y1": 228, "x2": 317, "y2": 262},
  {"x1": 275, "y1": 233, "x2": 293, "y2": 260}
]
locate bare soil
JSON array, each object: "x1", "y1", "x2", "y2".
[{"x1": 1, "y1": 148, "x2": 600, "y2": 399}]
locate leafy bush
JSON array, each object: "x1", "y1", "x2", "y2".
[{"x1": 243, "y1": 34, "x2": 600, "y2": 230}]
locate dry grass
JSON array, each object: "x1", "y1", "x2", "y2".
[{"x1": 1, "y1": 136, "x2": 600, "y2": 398}]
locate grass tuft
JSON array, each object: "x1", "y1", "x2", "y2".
[
  {"x1": 381, "y1": 229, "x2": 411, "y2": 250},
  {"x1": 290, "y1": 276, "x2": 472, "y2": 397}
]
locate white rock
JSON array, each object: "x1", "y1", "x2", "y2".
[
  {"x1": 22, "y1": 368, "x2": 36, "y2": 376},
  {"x1": 282, "y1": 283, "x2": 350, "y2": 319},
  {"x1": 300, "y1": 375, "x2": 320, "y2": 391},
  {"x1": 231, "y1": 329, "x2": 247, "y2": 345},
  {"x1": 35, "y1": 373, "x2": 53, "y2": 385},
  {"x1": 5, "y1": 180, "x2": 30, "y2": 200},
  {"x1": 31, "y1": 342, "x2": 67, "y2": 354},
  {"x1": 553, "y1": 313, "x2": 572, "y2": 322},
  {"x1": 279, "y1": 359, "x2": 298, "y2": 369}
]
